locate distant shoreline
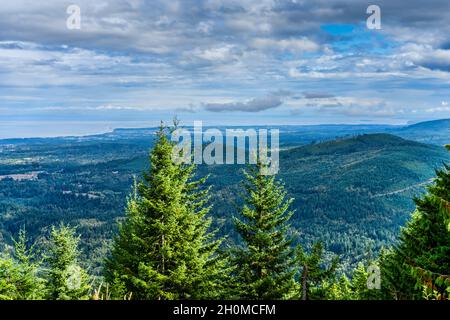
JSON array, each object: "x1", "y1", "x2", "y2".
[
  {"x1": 0, "y1": 122, "x2": 401, "y2": 141},
  {"x1": 0, "y1": 118, "x2": 447, "y2": 141}
]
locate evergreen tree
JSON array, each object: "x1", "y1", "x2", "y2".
[
  {"x1": 46, "y1": 225, "x2": 91, "y2": 300},
  {"x1": 325, "y1": 274, "x2": 353, "y2": 300},
  {"x1": 104, "y1": 123, "x2": 228, "y2": 299},
  {"x1": 378, "y1": 248, "x2": 420, "y2": 300},
  {"x1": 350, "y1": 262, "x2": 382, "y2": 300},
  {"x1": 232, "y1": 163, "x2": 297, "y2": 299},
  {"x1": 446, "y1": 144, "x2": 450, "y2": 231},
  {"x1": 11, "y1": 229, "x2": 45, "y2": 299},
  {"x1": 0, "y1": 255, "x2": 19, "y2": 300},
  {"x1": 0, "y1": 229, "x2": 45, "y2": 300},
  {"x1": 380, "y1": 149, "x2": 449, "y2": 300},
  {"x1": 297, "y1": 242, "x2": 338, "y2": 300}
]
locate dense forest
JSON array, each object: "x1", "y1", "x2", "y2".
[{"x1": 0, "y1": 124, "x2": 448, "y2": 300}]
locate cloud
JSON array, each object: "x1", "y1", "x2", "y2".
[
  {"x1": 0, "y1": 0, "x2": 449, "y2": 126},
  {"x1": 415, "y1": 49, "x2": 450, "y2": 71},
  {"x1": 303, "y1": 92, "x2": 335, "y2": 99},
  {"x1": 251, "y1": 37, "x2": 320, "y2": 53},
  {"x1": 425, "y1": 106, "x2": 450, "y2": 113},
  {"x1": 178, "y1": 44, "x2": 243, "y2": 69},
  {"x1": 395, "y1": 43, "x2": 450, "y2": 71},
  {"x1": 175, "y1": 104, "x2": 198, "y2": 113},
  {"x1": 203, "y1": 92, "x2": 289, "y2": 112},
  {"x1": 95, "y1": 104, "x2": 137, "y2": 110},
  {"x1": 288, "y1": 95, "x2": 396, "y2": 117},
  {"x1": 0, "y1": 40, "x2": 177, "y2": 88},
  {"x1": 0, "y1": 1, "x2": 449, "y2": 56}
]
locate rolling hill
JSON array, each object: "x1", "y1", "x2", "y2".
[
  {"x1": 200, "y1": 134, "x2": 450, "y2": 270},
  {"x1": 393, "y1": 118, "x2": 450, "y2": 146}
]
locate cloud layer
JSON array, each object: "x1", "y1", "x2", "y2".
[{"x1": 0, "y1": 0, "x2": 449, "y2": 131}]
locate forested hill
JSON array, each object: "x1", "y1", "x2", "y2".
[
  {"x1": 201, "y1": 133, "x2": 450, "y2": 271},
  {"x1": 399, "y1": 118, "x2": 450, "y2": 131},
  {"x1": 393, "y1": 118, "x2": 450, "y2": 146},
  {"x1": 287, "y1": 133, "x2": 420, "y2": 155},
  {"x1": 0, "y1": 130, "x2": 448, "y2": 273}
]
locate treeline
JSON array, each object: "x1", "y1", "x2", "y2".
[{"x1": 0, "y1": 125, "x2": 448, "y2": 300}]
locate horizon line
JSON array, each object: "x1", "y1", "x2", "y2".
[{"x1": 0, "y1": 118, "x2": 448, "y2": 141}]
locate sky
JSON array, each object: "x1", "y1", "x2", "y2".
[{"x1": 0, "y1": 0, "x2": 449, "y2": 138}]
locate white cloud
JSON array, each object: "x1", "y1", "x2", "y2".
[
  {"x1": 288, "y1": 96, "x2": 396, "y2": 117},
  {"x1": 202, "y1": 92, "x2": 289, "y2": 112},
  {"x1": 191, "y1": 45, "x2": 240, "y2": 62},
  {"x1": 425, "y1": 106, "x2": 450, "y2": 113},
  {"x1": 251, "y1": 37, "x2": 320, "y2": 53},
  {"x1": 95, "y1": 104, "x2": 137, "y2": 110},
  {"x1": 398, "y1": 43, "x2": 450, "y2": 71}
]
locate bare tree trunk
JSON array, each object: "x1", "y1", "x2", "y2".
[
  {"x1": 301, "y1": 265, "x2": 308, "y2": 300},
  {"x1": 161, "y1": 234, "x2": 165, "y2": 274}
]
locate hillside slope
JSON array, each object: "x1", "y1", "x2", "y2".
[
  {"x1": 393, "y1": 118, "x2": 449, "y2": 146},
  {"x1": 203, "y1": 134, "x2": 450, "y2": 270}
]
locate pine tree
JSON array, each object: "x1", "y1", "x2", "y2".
[
  {"x1": 297, "y1": 242, "x2": 338, "y2": 300},
  {"x1": 104, "y1": 123, "x2": 228, "y2": 299},
  {"x1": 46, "y1": 225, "x2": 91, "y2": 300},
  {"x1": 232, "y1": 163, "x2": 297, "y2": 299},
  {"x1": 380, "y1": 148, "x2": 449, "y2": 299}
]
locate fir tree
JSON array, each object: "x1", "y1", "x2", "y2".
[
  {"x1": 11, "y1": 229, "x2": 45, "y2": 299},
  {"x1": 104, "y1": 123, "x2": 228, "y2": 299},
  {"x1": 378, "y1": 248, "x2": 420, "y2": 300},
  {"x1": 46, "y1": 225, "x2": 91, "y2": 300},
  {"x1": 350, "y1": 262, "x2": 382, "y2": 300},
  {"x1": 232, "y1": 163, "x2": 297, "y2": 299},
  {"x1": 297, "y1": 242, "x2": 338, "y2": 300},
  {"x1": 0, "y1": 255, "x2": 19, "y2": 300},
  {"x1": 0, "y1": 229, "x2": 45, "y2": 300},
  {"x1": 380, "y1": 147, "x2": 449, "y2": 299},
  {"x1": 325, "y1": 274, "x2": 353, "y2": 300}
]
